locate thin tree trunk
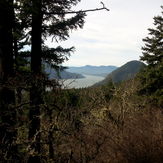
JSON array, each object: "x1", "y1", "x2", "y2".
[
  {"x1": 0, "y1": 0, "x2": 17, "y2": 160},
  {"x1": 48, "y1": 109, "x2": 54, "y2": 160},
  {"x1": 13, "y1": 4, "x2": 22, "y2": 106},
  {"x1": 28, "y1": 0, "x2": 43, "y2": 162}
]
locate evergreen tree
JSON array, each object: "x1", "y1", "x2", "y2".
[
  {"x1": 0, "y1": 0, "x2": 109, "y2": 161},
  {"x1": 0, "y1": 0, "x2": 18, "y2": 160},
  {"x1": 28, "y1": 0, "x2": 43, "y2": 162},
  {"x1": 140, "y1": 6, "x2": 163, "y2": 106},
  {"x1": 28, "y1": 0, "x2": 86, "y2": 161},
  {"x1": 13, "y1": 0, "x2": 31, "y2": 106},
  {"x1": 28, "y1": 1, "x2": 108, "y2": 161}
]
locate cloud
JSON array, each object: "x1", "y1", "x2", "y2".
[{"x1": 46, "y1": 0, "x2": 163, "y2": 66}]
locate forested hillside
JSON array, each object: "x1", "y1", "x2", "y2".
[{"x1": 95, "y1": 60, "x2": 145, "y2": 85}]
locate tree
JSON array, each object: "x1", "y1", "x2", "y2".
[
  {"x1": 27, "y1": 0, "x2": 43, "y2": 162},
  {"x1": 27, "y1": 1, "x2": 109, "y2": 161},
  {"x1": 140, "y1": 6, "x2": 163, "y2": 106},
  {"x1": 0, "y1": 0, "x2": 109, "y2": 161},
  {"x1": 0, "y1": 0, "x2": 17, "y2": 160},
  {"x1": 28, "y1": 0, "x2": 87, "y2": 161}
]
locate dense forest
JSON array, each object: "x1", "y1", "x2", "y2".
[{"x1": 0, "y1": 1, "x2": 162, "y2": 162}]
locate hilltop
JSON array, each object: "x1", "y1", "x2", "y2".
[{"x1": 94, "y1": 60, "x2": 145, "y2": 86}]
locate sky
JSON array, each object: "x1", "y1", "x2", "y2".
[{"x1": 46, "y1": 0, "x2": 163, "y2": 67}]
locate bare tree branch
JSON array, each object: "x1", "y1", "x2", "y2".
[
  {"x1": 45, "y1": 2, "x2": 109, "y2": 15},
  {"x1": 14, "y1": 102, "x2": 30, "y2": 109}
]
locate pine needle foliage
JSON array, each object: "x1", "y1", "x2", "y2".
[{"x1": 140, "y1": 6, "x2": 163, "y2": 106}]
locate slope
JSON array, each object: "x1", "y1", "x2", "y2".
[{"x1": 95, "y1": 60, "x2": 145, "y2": 85}]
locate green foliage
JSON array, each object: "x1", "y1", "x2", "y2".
[
  {"x1": 41, "y1": 0, "x2": 86, "y2": 70},
  {"x1": 139, "y1": 6, "x2": 163, "y2": 106}
]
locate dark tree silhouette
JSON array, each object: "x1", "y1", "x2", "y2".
[
  {"x1": 27, "y1": 0, "x2": 43, "y2": 162},
  {"x1": 140, "y1": 6, "x2": 163, "y2": 106},
  {"x1": 0, "y1": 0, "x2": 17, "y2": 160},
  {"x1": 0, "y1": 0, "x2": 109, "y2": 161}
]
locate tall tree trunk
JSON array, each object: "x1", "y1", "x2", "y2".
[
  {"x1": 0, "y1": 0, "x2": 17, "y2": 160},
  {"x1": 28, "y1": 0, "x2": 43, "y2": 162}
]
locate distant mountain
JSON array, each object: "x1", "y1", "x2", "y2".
[
  {"x1": 45, "y1": 67, "x2": 84, "y2": 79},
  {"x1": 94, "y1": 60, "x2": 145, "y2": 86},
  {"x1": 67, "y1": 65, "x2": 118, "y2": 77}
]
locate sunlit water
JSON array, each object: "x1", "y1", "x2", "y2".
[{"x1": 61, "y1": 74, "x2": 105, "y2": 89}]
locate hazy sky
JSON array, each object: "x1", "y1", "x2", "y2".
[{"x1": 47, "y1": 0, "x2": 162, "y2": 67}]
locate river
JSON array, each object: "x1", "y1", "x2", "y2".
[{"x1": 62, "y1": 74, "x2": 105, "y2": 89}]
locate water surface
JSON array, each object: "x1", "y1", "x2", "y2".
[{"x1": 62, "y1": 74, "x2": 105, "y2": 88}]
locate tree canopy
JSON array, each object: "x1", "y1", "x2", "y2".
[
  {"x1": 0, "y1": 0, "x2": 109, "y2": 162},
  {"x1": 140, "y1": 6, "x2": 163, "y2": 106}
]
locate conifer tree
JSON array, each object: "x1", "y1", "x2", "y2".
[
  {"x1": 28, "y1": 0, "x2": 86, "y2": 161},
  {"x1": 0, "y1": 0, "x2": 18, "y2": 160},
  {"x1": 27, "y1": 1, "x2": 108, "y2": 161},
  {"x1": 140, "y1": 6, "x2": 163, "y2": 106},
  {"x1": 0, "y1": 0, "x2": 108, "y2": 161}
]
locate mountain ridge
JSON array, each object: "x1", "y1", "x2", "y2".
[
  {"x1": 94, "y1": 60, "x2": 145, "y2": 86},
  {"x1": 45, "y1": 68, "x2": 85, "y2": 79},
  {"x1": 67, "y1": 65, "x2": 118, "y2": 77}
]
